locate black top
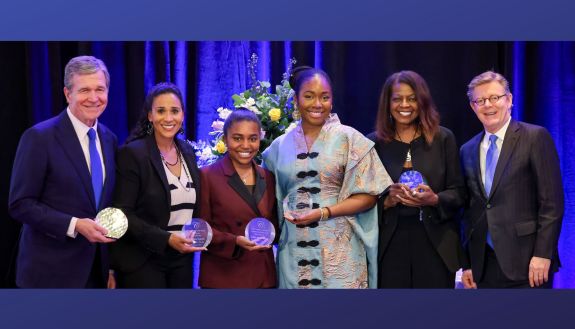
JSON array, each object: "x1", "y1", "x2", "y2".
[{"x1": 367, "y1": 126, "x2": 467, "y2": 272}]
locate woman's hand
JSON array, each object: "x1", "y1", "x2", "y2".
[
  {"x1": 168, "y1": 233, "x2": 207, "y2": 254},
  {"x1": 284, "y1": 208, "x2": 321, "y2": 226},
  {"x1": 107, "y1": 270, "x2": 116, "y2": 289},
  {"x1": 235, "y1": 235, "x2": 272, "y2": 251},
  {"x1": 384, "y1": 183, "x2": 411, "y2": 209},
  {"x1": 398, "y1": 184, "x2": 439, "y2": 207}
]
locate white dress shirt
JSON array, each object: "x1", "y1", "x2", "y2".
[
  {"x1": 66, "y1": 107, "x2": 106, "y2": 238},
  {"x1": 479, "y1": 118, "x2": 511, "y2": 188}
]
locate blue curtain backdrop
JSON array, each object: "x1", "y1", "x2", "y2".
[{"x1": 1, "y1": 41, "x2": 573, "y2": 288}]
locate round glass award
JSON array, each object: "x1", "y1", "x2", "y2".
[
  {"x1": 94, "y1": 207, "x2": 128, "y2": 239},
  {"x1": 181, "y1": 218, "x2": 213, "y2": 248},
  {"x1": 398, "y1": 170, "x2": 427, "y2": 191},
  {"x1": 245, "y1": 217, "x2": 275, "y2": 246},
  {"x1": 282, "y1": 191, "x2": 313, "y2": 220}
]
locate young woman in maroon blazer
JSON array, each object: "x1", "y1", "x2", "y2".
[{"x1": 198, "y1": 109, "x2": 278, "y2": 288}]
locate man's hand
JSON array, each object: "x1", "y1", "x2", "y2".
[
  {"x1": 461, "y1": 269, "x2": 477, "y2": 289},
  {"x1": 75, "y1": 218, "x2": 115, "y2": 243},
  {"x1": 529, "y1": 256, "x2": 551, "y2": 287}
]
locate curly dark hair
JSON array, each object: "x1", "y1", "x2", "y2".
[{"x1": 125, "y1": 82, "x2": 185, "y2": 144}]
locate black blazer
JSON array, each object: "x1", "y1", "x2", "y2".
[
  {"x1": 460, "y1": 120, "x2": 563, "y2": 281},
  {"x1": 110, "y1": 134, "x2": 201, "y2": 273},
  {"x1": 369, "y1": 126, "x2": 466, "y2": 273}
]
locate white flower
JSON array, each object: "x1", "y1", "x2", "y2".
[
  {"x1": 217, "y1": 107, "x2": 232, "y2": 120},
  {"x1": 260, "y1": 129, "x2": 266, "y2": 140},
  {"x1": 239, "y1": 97, "x2": 262, "y2": 115},
  {"x1": 211, "y1": 120, "x2": 224, "y2": 131},
  {"x1": 284, "y1": 122, "x2": 298, "y2": 134}
]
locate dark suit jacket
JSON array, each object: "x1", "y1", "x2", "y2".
[
  {"x1": 460, "y1": 120, "x2": 564, "y2": 281},
  {"x1": 110, "y1": 134, "x2": 201, "y2": 273},
  {"x1": 369, "y1": 127, "x2": 467, "y2": 273},
  {"x1": 8, "y1": 110, "x2": 117, "y2": 288},
  {"x1": 198, "y1": 154, "x2": 278, "y2": 288}
]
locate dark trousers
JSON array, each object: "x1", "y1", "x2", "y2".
[
  {"x1": 116, "y1": 252, "x2": 193, "y2": 288},
  {"x1": 378, "y1": 214, "x2": 455, "y2": 288},
  {"x1": 477, "y1": 246, "x2": 554, "y2": 289},
  {"x1": 85, "y1": 244, "x2": 106, "y2": 288}
]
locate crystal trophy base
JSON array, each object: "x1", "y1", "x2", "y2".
[
  {"x1": 182, "y1": 218, "x2": 213, "y2": 248},
  {"x1": 283, "y1": 191, "x2": 313, "y2": 220},
  {"x1": 95, "y1": 207, "x2": 128, "y2": 239},
  {"x1": 398, "y1": 170, "x2": 426, "y2": 191},
  {"x1": 245, "y1": 217, "x2": 275, "y2": 246}
]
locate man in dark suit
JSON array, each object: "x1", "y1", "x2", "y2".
[
  {"x1": 460, "y1": 71, "x2": 563, "y2": 288},
  {"x1": 9, "y1": 56, "x2": 117, "y2": 288}
]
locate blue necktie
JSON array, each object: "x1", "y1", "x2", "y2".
[
  {"x1": 485, "y1": 134, "x2": 498, "y2": 248},
  {"x1": 88, "y1": 128, "x2": 103, "y2": 209}
]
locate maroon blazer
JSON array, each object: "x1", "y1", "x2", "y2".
[{"x1": 198, "y1": 155, "x2": 278, "y2": 288}]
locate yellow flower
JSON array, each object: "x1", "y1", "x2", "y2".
[
  {"x1": 269, "y1": 108, "x2": 281, "y2": 122},
  {"x1": 215, "y1": 140, "x2": 227, "y2": 154}
]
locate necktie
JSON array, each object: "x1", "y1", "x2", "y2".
[
  {"x1": 484, "y1": 134, "x2": 498, "y2": 248},
  {"x1": 88, "y1": 128, "x2": 103, "y2": 209}
]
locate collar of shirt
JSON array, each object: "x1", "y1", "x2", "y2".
[
  {"x1": 481, "y1": 117, "x2": 511, "y2": 147},
  {"x1": 67, "y1": 107, "x2": 99, "y2": 142}
]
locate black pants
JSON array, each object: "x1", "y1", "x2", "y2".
[
  {"x1": 378, "y1": 214, "x2": 454, "y2": 288},
  {"x1": 477, "y1": 246, "x2": 554, "y2": 289},
  {"x1": 85, "y1": 244, "x2": 106, "y2": 288},
  {"x1": 116, "y1": 252, "x2": 193, "y2": 288}
]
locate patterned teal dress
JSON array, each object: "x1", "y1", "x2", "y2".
[{"x1": 263, "y1": 114, "x2": 392, "y2": 288}]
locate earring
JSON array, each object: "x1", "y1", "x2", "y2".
[
  {"x1": 146, "y1": 121, "x2": 153, "y2": 135},
  {"x1": 292, "y1": 104, "x2": 301, "y2": 120}
]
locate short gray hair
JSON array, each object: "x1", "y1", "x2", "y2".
[
  {"x1": 64, "y1": 56, "x2": 110, "y2": 90},
  {"x1": 467, "y1": 71, "x2": 510, "y2": 100}
]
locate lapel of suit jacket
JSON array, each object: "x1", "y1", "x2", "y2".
[
  {"x1": 54, "y1": 111, "x2": 97, "y2": 211},
  {"x1": 146, "y1": 135, "x2": 171, "y2": 206},
  {"x1": 469, "y1": 132, "x2": 488, "y2": 200},
  {"x1": 98, "y1": 124, "x2": 115, "y2": 210},
  {"x1": 222, "y1": 154, "x2": 263, "y2": 217},
  {"x1": 488, "y1": 120, "x2": 520, "y2": 200},
  {"x1": 176, "y1": 138, "x2": 201, "y2": 212}
]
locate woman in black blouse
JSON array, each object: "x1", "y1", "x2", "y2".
[
  {"x1": 111, "y1": 82, "x2": 205, "y2": 288},
  {"x1": 368, "y1": 71, "x2": 466, "y2": 288}
]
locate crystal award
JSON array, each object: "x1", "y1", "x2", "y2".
[
  {"x1": 282, "y1": 190, "x2": 313, "y2": 220},
  {"x1": 245, "y1": 217, "x2": 275, "y2": 246},
  {"x1": 94, "y1": 207, "x2": 128, "y2": 239},
  {"x1": 181, "y1": 218, "x2": 213, "y2": 248}
]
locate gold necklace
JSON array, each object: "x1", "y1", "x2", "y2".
[
  {"x1": 396, "y1": 125, "x2": 419, "y2": 166},
  {"x1": 240, "y1": 168, "x2": 253, "y2": 184}
]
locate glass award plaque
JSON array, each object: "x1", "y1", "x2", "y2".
[
  {"x1": 245, "y1": 217, "x2": 275, "y2": 246},
  {"x1": 95, "y1": 207, "x2": 128, "y2": 239},
  {"x1": 283, "y1": 191, "x2": 313, "y2": 220},
  {"x1": 182, "y1": 218, "x2": 213, "y2": 248},
  {"x1": 398, "y1": 170, "x2": 427, "y2": 191}
]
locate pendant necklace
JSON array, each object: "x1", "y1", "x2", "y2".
[
  {"x1": 240, "y1": 167, "x2": 253, "y2": 185},
  {"x1": 396, "y1": 125, "x2": 419, "y2": 167}
]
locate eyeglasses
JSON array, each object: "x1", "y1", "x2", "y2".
[{"x1": 472, "y1": 94, "x2": 508, "y2": 106}]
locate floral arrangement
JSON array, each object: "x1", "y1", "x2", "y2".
[{"x1": 191, "y1": 54, "x2": 298, "y2": 167}]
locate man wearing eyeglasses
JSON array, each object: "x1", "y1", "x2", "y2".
[{"x1": 459, "y1": 71, "x2": 563, "y2": 289}]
